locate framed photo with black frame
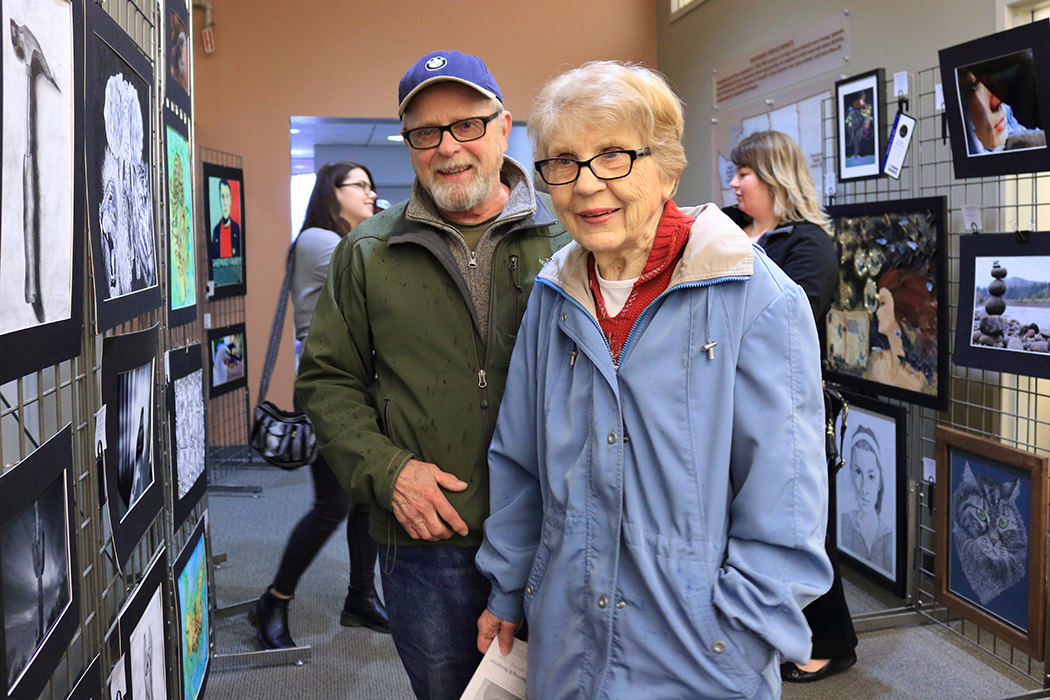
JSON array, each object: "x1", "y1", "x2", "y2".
[
  {"x1": 0, "y1": 426, "x2": 79, "y2": 700},
  {"x1": 101, "y1": 325, "x2": 162, "y2": 569},
  {"x1": 824, "y1": 196, "x2": 949, "y2": 410},
  {"x1": 0, "y1": 0, "x2": 86, "y2": 384},
  {"x1": 165, "y1": 109, "x2": 197, "y2": 328},
  {"x1": 939, "y1": 20, "x2": 1050, "y2": 180},
  {"x1": 835, "y1": 68, "x2": 886, "y2": 182},
  {"x1": 168, "y1": 344, "x2": 206, "y2": 530},
  {"x1": 165, "y1": 0, "x2": 191, "y2": 115},
  {"x1": 830, "y1": 392, "x2": 907, "y2": 598},
  {"x1": 207, "y1": 324, "x2": 246, "y2": 398},
  {"x1": 934, "y1": 426, "x2": 1048, "y2": 660},
  {"x1": 173, "y1": 514, "x2": 209, "y2": 700},
  {"x1": 202, "y1": 163, "x2": 246, "y2": 299},
  {"x1": 65, "y1": 655, "x2": 101, "y2": 700},
  {"x1": 953, "y1": 231, "x2": 1050, "y2": 379},
  {"x1": 118, "y1": 549, "x2": 172, "y2": 700},
  {"x1": 86, "y1": 0, "x2": 162, "y2": 332}
]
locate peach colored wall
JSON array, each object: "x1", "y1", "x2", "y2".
[{"x1": 192, "y1": 0, "x2": 657, "y2": 407}]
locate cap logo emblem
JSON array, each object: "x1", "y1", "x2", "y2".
[{"x1": 425, "y1": 57, "x2": 447, "y2": 71}]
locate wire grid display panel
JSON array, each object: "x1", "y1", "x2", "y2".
[
  {"x1": 199, "y1": 147, "x2": 253, "y2": 480},
  {"x1": 823, "y1": 68, "x2": 1050, "y2": 684}
]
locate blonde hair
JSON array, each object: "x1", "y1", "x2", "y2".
[
  {"x1": 528, "y1": 61, "x2": 687, "y2": 184},
  {"x1": 730, "y1": 130, "x2": 831, "y2": 231}
]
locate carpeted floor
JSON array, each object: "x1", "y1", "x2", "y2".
[{"x1": 205, "y1": 466, "x2": 1042, "y2": 700}]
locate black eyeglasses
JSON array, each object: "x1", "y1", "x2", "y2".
[
  {"x1": 535, "y1": 148, "x2": 652, "y2": 186},
  {"x1": 401, "y1": 111, "x2": 502, "y2": 150},
  {"x1": 337, "y1": 181, "x2": 375, "y2": 194}
]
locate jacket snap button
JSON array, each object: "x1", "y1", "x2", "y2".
[
  {"x1": 597, "y1": 595, "x2": 608, "y2": 608},
  {"x1": 615, "y1": 600, "x2": 626, "y2": 609},
  {"x1": 607, "y1": 432, "x2": 617, "y2": 444},
  {"x1": 712, "y1": 640, "x2": 726, "y2": 653},
  {"x1": 526, "y1": 583, "x2": 534, "y2": 594},
  {"x1": 561, "y1": 313, "x2": 567, "y2": 321}
]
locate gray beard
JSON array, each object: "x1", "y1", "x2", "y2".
[{"x1": 428, "y1": 164, "x2": 499, "y2": 213}]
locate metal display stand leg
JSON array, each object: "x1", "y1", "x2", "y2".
[{"x1": 211, "y1": 598, "x2": 312, "y2": 669}]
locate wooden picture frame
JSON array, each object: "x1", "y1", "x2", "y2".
[
  {"x1": 202, "y1": 163, "x2": 246, "y2": 299},
  {"x1": 831, "y1": 392, "x2": 908, "y2": 598},
  {"x1": 824, "y1": 197, "x2": 949, "y2": 410},
  {"x1": 953, "y1": 231, "x2": 1050, "y2": 380},
  {"x1": 0, "y1": 427, "x2": 79, "y2": 700},
  {"x1": 939, "y1": 20, "x2": 1050, "y2": 179},
  {"x1": 0, "y1": 0, "x2": 86, "y2": 383},
  {"x1": 835, "y1": 68, "x2": 886, "y2": 182},
  {"x1": 934, "y1": 426, "x2": 1048, "y2": 660}
]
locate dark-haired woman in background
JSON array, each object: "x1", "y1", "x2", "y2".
[
  {"x1": 728, "y1": 130, "x2": 858, "y2": 683},
  {"x1": 249, "y1": 162, "x2": 389, "y2": 649}
]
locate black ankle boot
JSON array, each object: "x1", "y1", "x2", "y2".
[
  {"x1": 248, "y1": 590, "x2": 296, "y2": 649},
  {"x1": 340, "y1": 585, "x2": 390, "y2": 633}
]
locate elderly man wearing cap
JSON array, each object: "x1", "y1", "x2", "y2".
[{"x1": 296, "y1": 50, "x2": 570, "y2": 700}]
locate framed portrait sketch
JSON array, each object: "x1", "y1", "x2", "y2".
[
  {"x1": 830, "y1": 392, "x2": 907, "y2": 597},
  {"x1": 0, "y1": 427, "x2": 79, "y2": 700},
  {"x1": 835, "y1": 68, "x2": 886, "y2": 182},
  {"x1": 165, "y1": 110, "x2": 197, "y2": 328},
  {"x1": 202, "y1": 163, "x2": 246, "y2": 299},
  {"x1": 939, "y1": 20, "x2": 1050, "y2": 179},
  {"x1": 66, "y1": 656, "x2": 101, "y2": 700},
  {"x1": 168, "y1": 344, "x2": 206, "y2": 530},
  {"x1": 165, "y1": 0, "x2": 191, "y2": 115},
  {"x1": 934, "y1": 426, "x2": 1048, "y2": 660},
  {"x1": 105, "y1": 656, "x2": 125, "y2": 700},
  {"x1": 824, "y1": 197, "x2": 948, "y2": 410},
  {"x1": 86, "y1": 0, "x2": 162, "y2": 332},
  {"x1": 0, "y1": 0, "x2": 85, "y2": 384},
  {"x1": 207, "y1": 324, "x2": 246, "y2": 398},
  {"x1": 102, "y1": 325, "x2": 163, "y2": 568},
  {"x1": 953, "y1": 232, "x2": 1050, "y2": 379},
  {"x1": 118, "y1": 549, "x2": 171, "y2": 700},
  {"x1": 174, "y1": 515, "x2": 209, "y2": 700}
]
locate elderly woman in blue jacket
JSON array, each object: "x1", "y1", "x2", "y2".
[{"x1": 474, "y1": 61, "x2": 833, "y2": 700}]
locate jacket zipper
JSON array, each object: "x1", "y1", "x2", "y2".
[{"x1": 508, "y1": 254, "x2": 522, "y2": 331}]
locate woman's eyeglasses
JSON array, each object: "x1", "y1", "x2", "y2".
[
  {"x1": 535, "y1": 148, "x2": 652, "y2": 186},
  {"x1": 338, "y1": 181, "x2": 376, "y2": 194}
]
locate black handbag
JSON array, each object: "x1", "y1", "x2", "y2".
[
  {"x1": 249, "y1": 243, "x2": 318, "y2": 470},
  {"x1": 823, "y1": 381, "x2": 848, "y2": 477}
]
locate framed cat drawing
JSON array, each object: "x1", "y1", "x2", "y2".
[{"x1": 934, "y1": 426, "x2": 1048, "y2": 660}]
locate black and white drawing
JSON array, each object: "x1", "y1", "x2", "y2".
[
  {"x1": 0, "y1": 0, "x2": 84, "y2": 383},
  {"x1": 117, "y1": 361, "x2": 153, "y2": 520},
  {"x1": 174, "y1": 370, "x2": 204, "y2": 501},
  {"x1": 106, "y1": 656, "x2": 125, "y2": 700},
  {"x1": 128, "y1": 589, "x2": 165, "y2": 700}
]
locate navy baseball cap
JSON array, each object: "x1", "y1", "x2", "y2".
[{"x1": 398, "y1": 50, "x2": 502, "y2": 118}]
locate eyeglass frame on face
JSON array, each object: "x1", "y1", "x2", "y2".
[
  {"x1": 401, "y1": 110, "x2": 503, "y2": 150},
  {"x1": 534, "y1": 147, "x2": 653, "y2": 186},
  {"x1": 337, "y1": 180, "x2": 376, "y2": 194}
]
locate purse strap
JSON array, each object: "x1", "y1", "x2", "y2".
[{"x1": 257, "y1": 241, "x2": 297, "y2": 405}]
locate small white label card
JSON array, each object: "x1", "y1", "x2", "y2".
[
  {"x1": 882, "y1": 112, "x2": 916, "y2": 179},
  {"x1": 923, "y1": 457, "x2": 937, "y2": 483},
  {"x1": 893, "y1": 71, "x2": 908, "y2": 99},
  {"x1": 961, "y1": 205, "x2": 982, "y2": 234},
  {"x1": 934, "y1": 83, "x2": 945, "y2": 112},
  {"x1": 823, "y1": 172, "x2": 837, "y2": 197},
  {"x1": 203, "y1": 312, "x2": 212, "y2": 329}
]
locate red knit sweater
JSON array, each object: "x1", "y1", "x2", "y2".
[{"x1": 587, "y1": 200, "x2": 695, "y2": 363}]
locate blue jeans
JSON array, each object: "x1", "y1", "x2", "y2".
[{"x1": 379, "y1": 544, "x2": 490, "y2": 700}]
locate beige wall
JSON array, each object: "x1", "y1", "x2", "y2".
[
  {"x1": 657, "y1": 0, "x2": 1000, "y2": 203},
  {"x1": 192, "y1": 0, "x2": 657, "y2": 406}
]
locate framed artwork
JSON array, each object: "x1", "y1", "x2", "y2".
[
  {"x1": 118, "y1": 549, "x2": 171, "y2": 700},
  {"x1": 0, "y1": 427, "x2": 79, "y2": 700},
  {"x1": 835, "y1": 68, "x2": 886, "y2": 182},
  {"x1": 953, "y1": 232, "x2": 1050, "y2": 379},
  {"x1": 165, "y1": 110, "x2": 197, "y2": 328},
  {"x1": 202, "y1": 163, "x2": 246, "y2": 299},
  {"x1": 207, "y1": 324, "x2": 246, "y2": 398},
  {"x1": 168, "y1": 344, "x2": 206, "y2": 530},
  {"x1": 165, "y1": 0, "x2": 191, "y2": 115},
  {"x1": 830, "y1": 392, "x2": 907, "y2": 597},
  {"x1": 0, "y1": 0, "x2": 85, "y2": 383},
  {"x1": 86, "y1": 0, "x2": 161, "y2": 332},
  {"x1": 939, "y1": 20, "x2": 1050, "y2": 179},
  {"x1": 66, "y1": 656, "x2": 101, "y2": 700},
  {"x1": 934, "y1": 426, "x2": 1048, "y2": 660},
  {"x1": 105, "y1": 656, "x2": 125, "y2": 700},
  {"x1": 173, "y1": 515, "x2": 209, "y2": 700},
  {"x1": 824, "y1": 197, "x2": 949, "y2": 410},
  {"x1": 102, "y1": 326, "x2": 163, "y2": 568}
]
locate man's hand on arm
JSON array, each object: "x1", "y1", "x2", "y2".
[{"x1": 391, "y1": 458, "x2": 469, "y2": 541}]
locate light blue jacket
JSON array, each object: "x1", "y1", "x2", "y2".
[{"x1": 476, "y1": 203, "x2": 833, "y2": 700}]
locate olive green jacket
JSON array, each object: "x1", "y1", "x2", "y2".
[{"x1": 296, "y1": 160, "x2": 570, "y2": 547}]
